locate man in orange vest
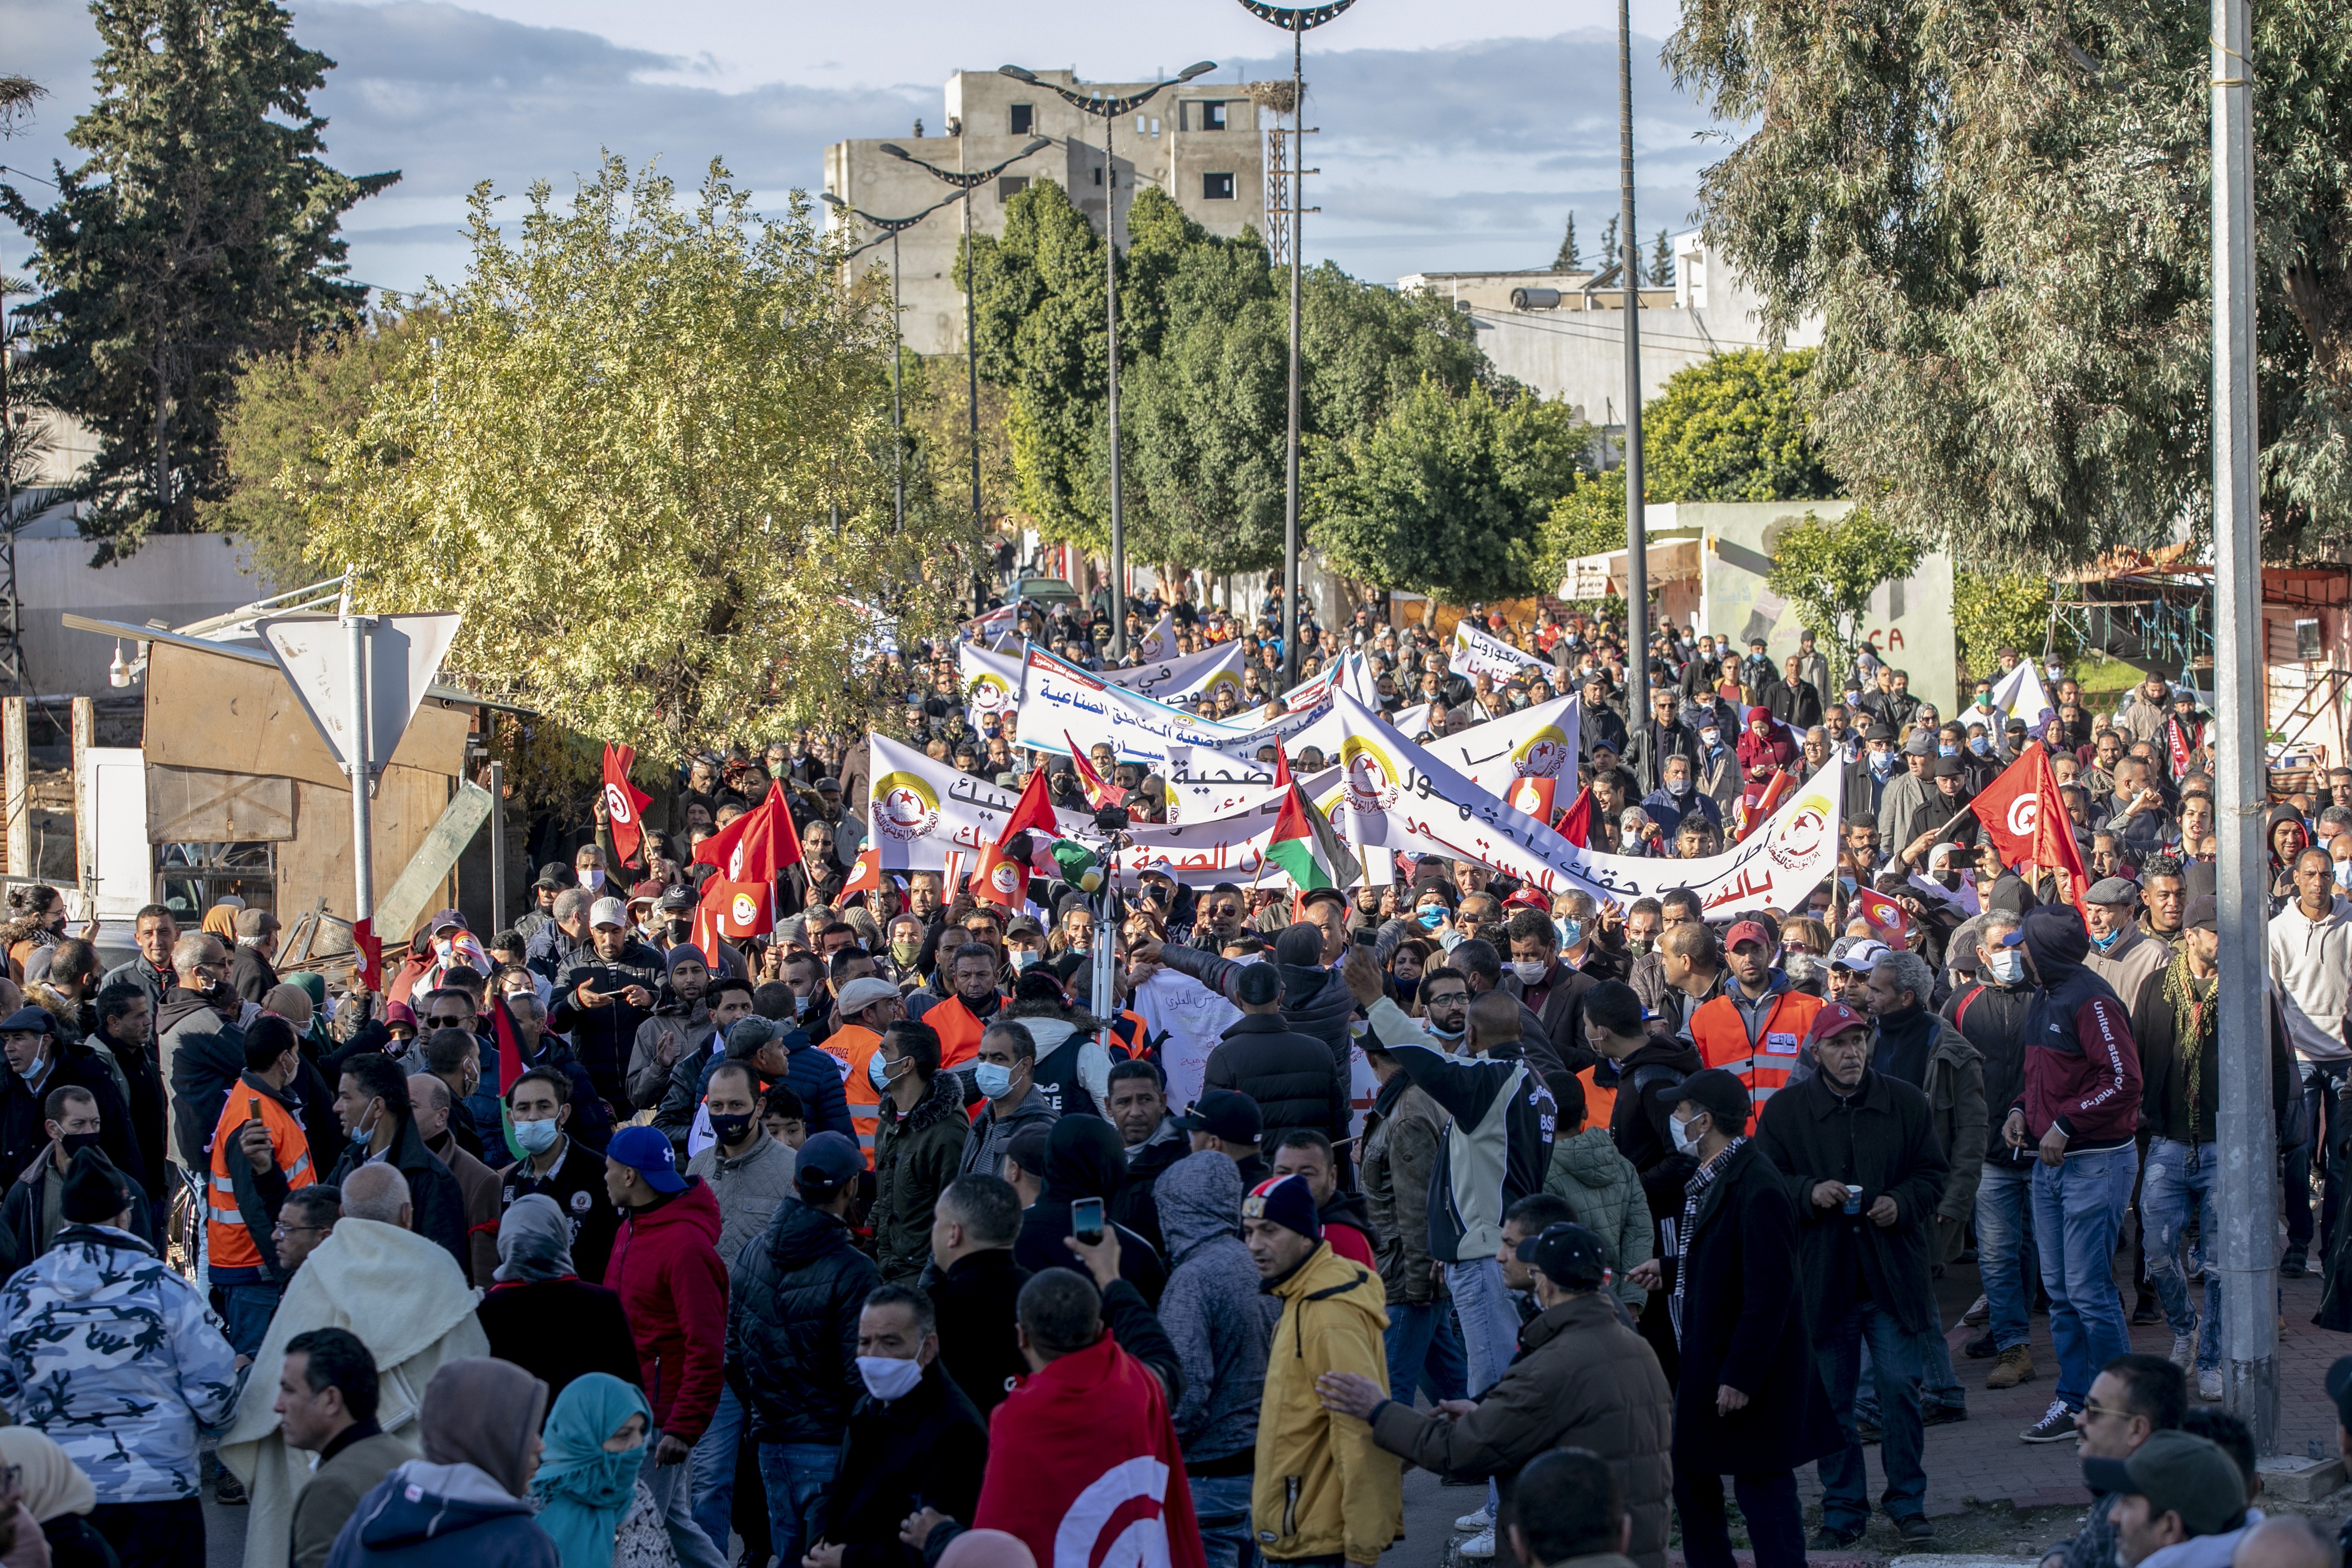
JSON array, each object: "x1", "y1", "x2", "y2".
[
  {"x1": 1685, "y1": 919, "x2": 1824, "y2": 1111},
  {"x1": 206, "y1": 1015, "x2": 316, "y2": 1355},
  {"x1": 821, "y1": 975, "x2": 907, "y2": 1168},
  {"x1": 917, "y1": 942, "x2": 1009, "y2": 1073}
]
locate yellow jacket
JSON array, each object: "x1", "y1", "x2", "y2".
[{"x1": 1252, "y1": 1241, "x2": 1403, "y2": 1564}]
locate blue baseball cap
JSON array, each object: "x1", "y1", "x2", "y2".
[{"x1": 606, "y1": 1125, "x2": 686, "y2": 1193}]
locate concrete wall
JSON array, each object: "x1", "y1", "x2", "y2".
[
  {"x1": 1651, "y1": 499, "x2": 1960, "y2": 717},
  {"x1": 828, "y1": 71, "x2": 1275, "y2": 356},
  {"x1": 1403, "y1": 235, "x2": 1825, "y2": 423},
  {"x1": 22, "y1": 534, "x2": 272, "y2": 699}
]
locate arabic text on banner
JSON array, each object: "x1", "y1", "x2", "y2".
[
  {"x1": 1103, "y1": 638, "x2": 1246, "y2": 705},
  {"x1": 1451, "y1": 620, "x2": 1545, "y2": 681},
  {"x1": 865, "y1": 734, "x2": 1107, "y2": 871},
  {"x1": 1017, "y1": 643, "x2": 1322, "y2": 769}
]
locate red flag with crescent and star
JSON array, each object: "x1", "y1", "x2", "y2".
[
  {"x1": 601, "y1": 743, "x2": 654, "y2": 868},
  {"x1": 1966, "y1": 745, "x2": 2090, "y2": 909}
]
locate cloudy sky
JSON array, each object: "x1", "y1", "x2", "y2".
[{"x1": 3, "y1": 0, "x2": 1726, "y2": 297}]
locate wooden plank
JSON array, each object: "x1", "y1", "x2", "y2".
[
  {"x1": 373, "y1": 781, "x2": 492, "y2": 941},
  {"x1": 144, "y1": 767, "x2": 297, "y2": 843},
  {"x1": 142, "y1": 640, "x2": 469, "y2": 789},
  {"x1": 3, "y1": 698, "x2": 25, "y2": 879},
  {"x1": 279, "y1": 767, "x2": 454, "y2": 944},
  {"x1": 71, "y1": 697, "x2": 93, "y2": 889}
]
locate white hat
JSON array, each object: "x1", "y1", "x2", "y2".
[
  {"x1": 1828, "y1": 936, "x2": 1890, "y2": 973},
  {"x1": 588, "y1": 896, "x2": 630, "y2": 929},
  {"x1": 835, "y1": 976, "x2": 902, "y2": 1018}
]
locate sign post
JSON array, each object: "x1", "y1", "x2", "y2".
[{"x1": 259, "y1": 601, "x2": 462, "y2": 982}]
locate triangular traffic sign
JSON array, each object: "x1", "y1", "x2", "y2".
[{"x1": 258, "y1": 613, "x2": 462, "y2": 784}]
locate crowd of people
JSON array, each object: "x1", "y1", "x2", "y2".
[{"x1": 0, "y1": 572, "x2": 2346, "y2": 1568}]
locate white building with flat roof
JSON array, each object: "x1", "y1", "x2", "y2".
[{"x1": 826, "y1": 70, "x2": 1277, "y2": 357}]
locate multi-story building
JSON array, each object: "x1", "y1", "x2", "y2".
[{"x1": 825, "y1": 69, "x2": 1277, "y2": 356}]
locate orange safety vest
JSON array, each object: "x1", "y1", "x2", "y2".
[
  {"x1": 207, "y1": 1082, "x2": 314, "y2": 1272},
  {"x1": 1686, "y1": 985, "x2": 1825, "y2": 1116},
  {"x1": 927, "y1": 994, "x2": 1005, "y2": 1074},
  {"x1": 1575, "y1": 1064, "x2": 1618, "y2": 1134},
  {"x1": 821, "y1": 1023, "x2": 885, "y2": 1169}
]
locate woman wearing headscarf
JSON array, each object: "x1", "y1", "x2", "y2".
[
  {"x1": 475, "y1": 1195, "x2": 642, "y2": 1404},
  {"x1": 532, "y1": 1374, "x2": 664, "y2": 1568},
  {"x1": 326, "y1": 1358, "x2": 558, "y2": 1567},
  {"x1": 200, "y1": 901, "x2": 243, "y2": 945},
  {"x1": 0, "y1": 1427, "x2": 110, "y2": 1568}
]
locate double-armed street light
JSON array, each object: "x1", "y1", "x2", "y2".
[
  {"x1": 822, "y1": 189, "x2": 963, "y2": 534},
  {"x1": 995, "y1": 60, "x2": 1218, "y2": 660}
]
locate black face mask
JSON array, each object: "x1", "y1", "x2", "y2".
[
  {"x1": 58, "y1": 1131, "x2": 102, "y2": 1158},
  {"x1": 709, "y1": 1111, "x2": 755, "y2": 1148},
  {"x1": 666, "y1": 919, "x2": 693, "y2": 942}
]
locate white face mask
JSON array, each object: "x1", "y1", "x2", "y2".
[
  {"x1": 1986, "y1": 949, "x2": 2026, "y2": 984},
  {"x1": 1510, "y1": 959, "x2": 1548, "y2": 985},
  {"x1": 512, "y1": 1116, "x2": 561, "y2": 1154},
  {"x1": 579, "y1": 868, "x2": 604, "y2": 891},
  {"x1": 1669, "y1": 1112, "x2": 1704, "y2": 1155},
  {"x1": 856, "y1": 1354, "x2": 924, "y2": 1402}
]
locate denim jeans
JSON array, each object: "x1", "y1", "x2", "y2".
[
  {"x1": 213, "y1": 1281, "x2": 284, "y2": 1359},
  {"x1": 2031, "y1": 1144, "x2": 2139, "y2": 1410},
  {"x1": 1383, "y1": 1299, "x2": 1469, "y2": 1404},
  {"x1": 1190, "y1": 1471, "x2": 1257, "y2": 1568},
  {"x1": 1976, "y1": 1162, "x2": 2036, "y2": 1353},
  {"x1": 638, "y1": 1428, "x2": 731, "y2": 1568},
  {"x1": 688, "y1": 1385, "x2": 748, "y2": 1557},
  {"x1": 2286, "y1": 1060, "x2": 2349, "y2": 1258},
  {"x1": 2142, "y1": 1138, "x2": 2221, "y2": 1371},
  {"x1": 1815, "y1": 1302, "x2": 1926, "y2": 1527},
  {"x1": 1855, "y1": 1321, "x2": 1964, "y2": 1424},
  {"x1": 1674, "y1": 1469, "x2": 1807, "y2": 1568},
  {"x1": 1446, "y1": 1256, "x2": 1522, "y2": 1516},
  {"x1": 757, "y1": 1440, "x2": 841, "y2": 1567}
]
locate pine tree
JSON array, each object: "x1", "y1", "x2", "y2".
[
  {"x1": 1552, "y1": 212, "x2": 1580, "y2": 272},
  {"x1": 1596, "y1": 214, "x2": 1625, "y2": 282},
  {"x1": 1651, "y1": 228, "x2": 1674, "y2": 288},
  {"x1": 0, "y1": 0, "x2": 396, "y2": 559}
]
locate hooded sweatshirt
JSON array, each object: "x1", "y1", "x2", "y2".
[
  {"x1": 2267, "y1": 890, "x2": 2352, "y2": 1064},
  {"x1": 2013, "y1": 906, "x2": 2141, "y2": 1151},
  {"x1": 328, "y1": 1460, "x2": 556, "y2": 1568},
  {"x1": 1014, "y1": 1117, "x2": 1166, "y2": 1304},
  {"x1": 1152, "y1": 1152, "x2": 1279, "y2": 1470}
]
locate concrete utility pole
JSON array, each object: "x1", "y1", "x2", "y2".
[
  {"x1": 1618, "y1": 0, "x2": 1648, "y2": 689},
  {"x1": 2208, "y1": 0, "x2": 2277, "y2": 1449}
]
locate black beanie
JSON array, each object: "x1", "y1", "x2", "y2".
[{"x1": 60, "y1": 1149, "x2": 126, "y2": 1225}]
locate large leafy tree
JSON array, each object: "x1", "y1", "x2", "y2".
[
  {"x1": 1643, "y1": 348, "x2": 1837, "y2": 503},
  {"x1": 1, "y1": 0, "x2": 396, "y2": 560},
  {"x1": 203, "y1": 311, "x2": 433, "y2": 587},
  {"x1": 1764, "y1": 510, "x2": 1926, "y2": 671},
  {"x1": 1667, "y1": 0, "x2": 2352, "y2": 562},
  {"x1": 302, "y1": 158, "x2": 962, "y2": 761},
  {"x1": 1312, "y1": 379, "x2": 1591, "y2": 603}
]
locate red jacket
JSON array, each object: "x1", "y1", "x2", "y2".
[
  {"x1": 604, "y1": 1177, "x2": 730, "y2": 1441},
  {"x1": 1735, "y1": 711, "x2": 1797, "y2": 780},
  {"x1": 2012, "y1": 908, "x2": 2143, "y2": 1150}
]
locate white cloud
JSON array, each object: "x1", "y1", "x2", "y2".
[{"x1": 0, "y1": 0, "x2": 1725, "y2": 296}]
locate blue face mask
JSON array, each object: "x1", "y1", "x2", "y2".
[
  {"x1": 1938, "y1": 743, "x2": 1958, "y2": 757},
  {"x1": 1556, "y1": 919, "x2": 1583, "y2": 950},
  {"x1": 973, "y1": 1061, "x2": 1014, "y2": 1100},
  {"x1": 2091, "y1": 928, "x2": 2124, "y2": 952},
  {"x1": 1868, "y1": 750, "x2": 1895, "y2": 776},
  {"x1": 1969, "y1": 734, "x2": 1990, "y2": 755}
]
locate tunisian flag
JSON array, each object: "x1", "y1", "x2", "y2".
[
  {"x1": 693, "y1": 784, "x2": 802, "y2": 881},
  {"x1": 1966, "y1": 745, "x2": 2090, "y2": 909},
  {"x1": 973, "y1": 768, "x2": 1058, "y2": 912},
  {"x1": 1554, "y1": 785, "x2": 1593, "y2": 847},
  {"x1": 973, "y1": 1331, "x2": 1206, "y2": 1568},
  {"x1": 601, "y1": 743, "x2": 654, "y2": 868},
  {"x1": 1853, "y1": 885, "x2": 1914, "y2": 944}
]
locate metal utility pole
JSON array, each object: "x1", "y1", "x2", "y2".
[
  {"x1": 824, "y1": 190, "x2": 962, "y2": 534},
  {"x1": 875, "y1": 138, "x2": 1054, "y2": 611},
  {"x1": 1618, "y1": 0, "x2": 1649, "y2": 689},
  {"x1": 1233, "y1": 0, "x2": 1356, "y2": 689},
  {"x1": 2209, "y1": 0, "x2": 2276, "y2": 1449},
  {"x1": 999, "y1": 62, "x2": 1218, "y2": 660}
]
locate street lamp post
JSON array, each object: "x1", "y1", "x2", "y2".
[
  {"x1": 1231, "y1": 0, "x2": 1355, "y2": 690},
  {"x1": 998, "y1": 61, "x2": 1218, "y2": 662},
  {"x1": 1616, "y1": 0, "x2": 1649, "y2": 693},
  {"x1": 823, "y1": 189, "x2": 963, "y2": 534},
  {"x1": 876, "y1": 137, "x2": 1052, "y2": 614}
]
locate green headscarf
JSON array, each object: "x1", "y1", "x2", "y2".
[{"x1": 530, "y1": 1372, "x2": 650, "y2": 1568}]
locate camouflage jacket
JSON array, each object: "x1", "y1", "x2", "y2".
[{"x1": 0, "y1": 1224, "x2": 241, "y2": 1502}]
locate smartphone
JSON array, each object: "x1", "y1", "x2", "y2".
[{"x1": 1071, "y1": 1196, "x2": 1106, "y2": 1245}]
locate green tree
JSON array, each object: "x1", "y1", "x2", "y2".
[
  {"x1": 1643, "y1": 348, "x2": 1837, "y2": 503},
  {"x1": 201, "y1": 311, "x2": 433, "y2": 587},
  {"x1": 1553, "y1": 213, "x2": 1581, "y2": 271},
  {"x1": 0, "y1": 0, "x2": 395, "y2": 560},
  {"x1": 1535, "y1": 467, "x2": 1627, "y2": 591},
  {"x1": 302, "y1": 157, "x2": 958, "y2": 761},
  {"x1": 1311, "y1": 379, "x2": 1591, "y2": 603},
  {"x1": 1764, "y1": 509, "x2": 1926, "y2": 672},
  {"x1": 1650, "y1": 229, "x2": 1674, "y2": 288},
  {"x1": 1666, "y1": 0, "x2": 2352, "y2": 562},
  {"x1": 1597, "y1": 214, "x2": 1623, "y2": 280},
  {"x1": 1954, "y1": 572, "x2": 2078, "y2": 675}
]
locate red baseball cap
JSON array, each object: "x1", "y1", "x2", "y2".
[
  {"x1": 1724, "y1": 919, "x2": 1773, "y2": 953},
  {"x1": 1503, "y1": 887, "x2": 1550, "y2": 913},
  {"x1": 1807, "y1": 1002, "x2": 1870, "y2": 1049}
]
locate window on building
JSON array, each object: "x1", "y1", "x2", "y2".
[
  {"x1": 1009, "y1": 103, "x2": 1033, "y2": 135},
  {"x1": 1202, "y1": 171, "x2": 1235, "y2": 201},
  {"x1": 998, "y1": 176, "x2": 1028, "y2": 202},
  {"x1": 1092, "y1": 165, "x2": 1103, "y2": 186},
  {"x1": 1199, "y1": 100, "x2": 1227, "y2": 131}
]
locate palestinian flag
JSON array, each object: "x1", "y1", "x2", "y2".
[{"x1": 1264, "y1": 784, "x2": 1361, "y2": 891}]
